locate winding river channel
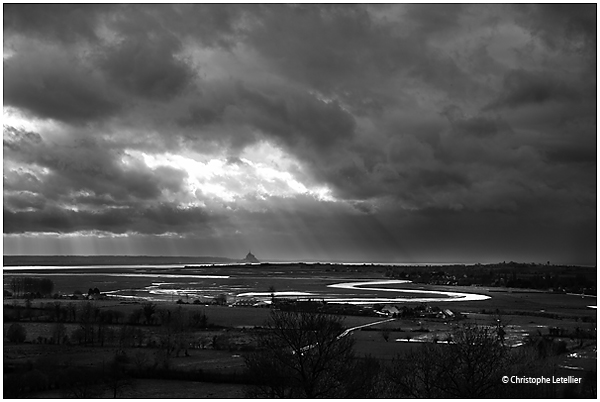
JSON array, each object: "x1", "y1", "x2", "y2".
[
  {"x1": 4, "y1": 266, "x2": 491, "y2": 304},
  {"x1": 238, "y1": 279, "x2": 490, "y2": 304},
  {"x1": 323, "y1": 280, "x2": 490, "y2": 304}
]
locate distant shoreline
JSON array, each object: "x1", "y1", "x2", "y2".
[
  {"x1": 3, "y1": 255, "x2": 594, "y2": 268},
  {"x1": 2, "y1": 255, "x2": 238, "y2": 266}
]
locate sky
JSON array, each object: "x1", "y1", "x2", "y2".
[{"x1": 3, "y1": 4, "x2": 597, "y2": 264}]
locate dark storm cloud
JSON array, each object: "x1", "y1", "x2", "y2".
[
  {"x1": 3, "y1": 169, "x2": 42, "y2": 194},
  {"x1": 244, "y1": 4, "x2": 487, "y2": 111},
  {"x1": 246, "y1": 5, "x2": 371, "y2": 85},
  {"x1": 4, "y1": 192, "x2": 47, "y2": 212},
  {"x1": 3, "y1": 203, "x2": 222, "y2": 235},
  {"x1": 409, "y1": 168, "x2": 470, "y2": 191},
  {"x1": 484, "y1": 69, "x2": 583, "y2": 110},
  {"x1": 234, "y1": 83, "x2": 356, "y2": 149},
  {"x1": 152, "y1": 166, "x2": 188, "y2": 193},
  {"x1": 3, "y1": 126, "x2": 188, "y2": 207},
  {"x1": 513, "y1": 3, "x2": 596, "y2": 51},
  {"x1": 443, "y1": 106, "x2": 513, "y2": 137},
  {"x1": 543, "y1": 144, "x2": 597, "y2": 166},
  {"x1": 3, "y1": 4, "x2": 243, "y2": 47},
  {"x1": 295, "y1": 109, "x2": 512, "y2": 204},
  {"x1": 99, "y1": 33, "x2": 195, "y2": 100},
  {"x1": 38, "y1": 147, "x2": 182, "y2": 203},
  {"x1": 404, "y1": 3, "x2": 464, "y2": 35},
  {"x1": 110, "y1": 4, "x2": 245, "y2": 49},
  {"x1": 180, "y1": 81, "x2": 356, "y2": 152},
  {"x1": 137, "y1": 204, "x2": 217, "y2": 234},
  {"x1": 4, "y1": 47, "x2": 122, "y2": 123},
  {"x1": 3, "y1": 4, "x2": 239, "y2": 125},
  {"x1": 245, "y1": 5, "x2": 417, "y2": 100},
  {"x1": 409, "y1": 54, "x2": 480, "y2": 99},
  {"x1": 3, "y1": 4, "x2": 110, "y2": 43}
]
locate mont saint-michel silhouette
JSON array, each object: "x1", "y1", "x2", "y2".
[{"x1": 242, "y1": 251, "x2": 259, "y2": 263}]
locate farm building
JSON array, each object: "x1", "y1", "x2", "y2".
[{"x1": 381, "y1": 305, "x2": 400, "y2": 316}]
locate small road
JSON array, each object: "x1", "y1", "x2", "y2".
[
  {"x1": 337, "y1": 317, "x2": 396, "y2": 339},
  {"x1": 297, "y1": 317, "x2": 396, "y2": 354}
]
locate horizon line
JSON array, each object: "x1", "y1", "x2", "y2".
[{"x1": 2, "y1": 254, "x2": 596, "y2": 267}]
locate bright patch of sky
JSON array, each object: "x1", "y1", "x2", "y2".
[
  {"x1": 3, "y1": 107, "x2": 44, "y2": 132},
  {"x1": 131, "y1": 141, "x2": 335, "y2": 206}
]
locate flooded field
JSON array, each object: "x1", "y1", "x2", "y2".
[{"x1": 4, "y1": 264, "x2": 493, "y2": 305}]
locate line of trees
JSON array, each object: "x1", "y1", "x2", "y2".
[
  {"x1": 8, "y1": 277, "x2": 54, "y2": 298},
  {"x1": 385, "y1": 263, "x2": 596, "y2": 294},
  {"x1": 4, "y1": 301, "x2": 213, "y2": 352}
]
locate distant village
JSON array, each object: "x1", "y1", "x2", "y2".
[{"x1": 180, "y1": 293, "x2": 462, "y2": 322}]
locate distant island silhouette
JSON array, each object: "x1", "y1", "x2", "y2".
[{"x1": 242, "y1": 251, "x2": 259, "y2": 263}]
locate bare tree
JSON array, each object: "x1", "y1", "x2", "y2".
[
  {"x1": 78, "y1": 302, "x2": 97, "y2": 345},
  {"x1": 244, "y1": 310, "x2": 376, "y2": 398},
  {"x1": 155, "y1": 306, "x2": 191, "y2": 369},
  {"x1": 381, "y1": 324, "x2": 391, "y2": 342},
  {"x1": 132, "y1": 351, "x2": 150, "y2": 374},
  {"x1": 104, "y1": 352, "x2": 134, "y2": 398},
  {"x1": 386, "y1": 324, "x2": 512, "y2": 398},
  {"x1": 7, "y1": 323, "x2": 27, "y2": 343},
  {"x1": 118, "y1": 325, "x2": 137, "y2": 348},
  {"x1": 142, "y1": 302, "x2": 156, "y2": 325},
  {"x1": 268, "y1": 285, "x2": 276, "y2": 304},
  {"x1": 52, "y1": 322, "x2": 66, "y2": 345},
  {"x1": 213, "y1": 293, "x2": 228, "y2": 305}
]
